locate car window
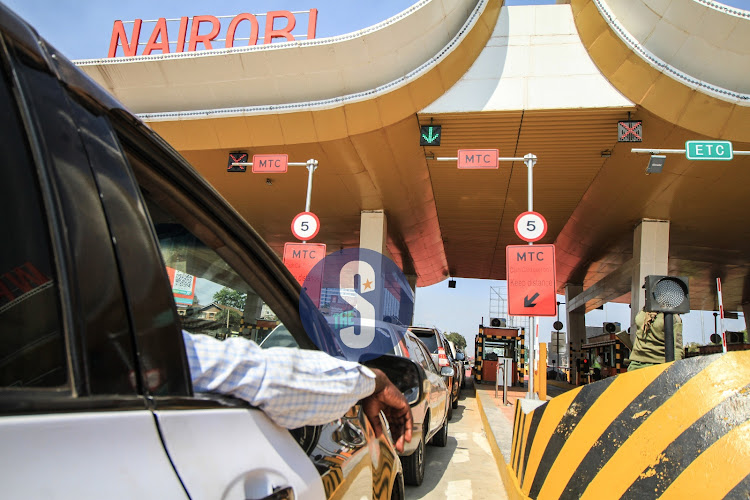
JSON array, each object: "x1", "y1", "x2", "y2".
[
  {"x1": 416, "y1": 342, "x2": 439, "y2": 373},
  {"x1": 259, "y1": 325, "x2": 299, "y2": 349},
  {"x1": 142, "y1": 196, "x2": 288, "y2": 349},
  {"x1": 411, "y1": 329, "x2": 439, "y2": 353},
  {"x1": 405, "y1": 336, "x2": 430, "y2": 372},
  {"x1": 0, "y1": 55, "x2": 66, "y2": 390}
]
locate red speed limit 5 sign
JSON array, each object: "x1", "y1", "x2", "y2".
[
  {"x1": 291, "y1": 212, "x2": 320, "y2": 241},
  {"x1": 514, "y1": 211, "x2": 547, "y2": 243}
]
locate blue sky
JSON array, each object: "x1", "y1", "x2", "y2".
[{"x1": 6, "y1": 0, "x2": 747, "y2": 354}]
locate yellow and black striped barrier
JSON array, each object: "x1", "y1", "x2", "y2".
[{"x1": 511, "y1": 351, "x2": 750, "y2": 499}]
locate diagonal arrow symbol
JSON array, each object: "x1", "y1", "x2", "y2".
[{"x1": 524, "y1": 292, "x2": 540, "y2": 308}]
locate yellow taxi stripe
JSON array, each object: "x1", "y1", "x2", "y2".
[
  {"x1": 580, "y1": 355, "x2": 740, "y2": 499},
  {"x1": 538, "y1": 363, "x2": 669, "y2": 499},
  {"x1": 660, "y1": 419, "x2": 750, "y2": 500}
]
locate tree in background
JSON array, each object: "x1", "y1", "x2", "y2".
[
  {"x1": 215, "y1": 308, "x2": 242, "y2": 332},
  {"x1": 213, "y1": 288, "x2": 246, "y2": 332},
  {"x1": 445, "y1": 332, "x2": 467, "y2": 351},
  {"x1": 213, "y1": 288, "x2": 246, "y2": 309}
]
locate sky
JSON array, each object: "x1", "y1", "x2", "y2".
[{"x1": 5, "y1": 0, "x2": 748, "y2": 355}]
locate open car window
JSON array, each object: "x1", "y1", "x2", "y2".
[{"x1": 142, "y1": 195, "x2": 288, "y2": 347}]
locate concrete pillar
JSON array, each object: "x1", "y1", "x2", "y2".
[
  {"x1": 360, "y1": 210, "x2": 388, "y2": 325},
  {"x1": 360, "y1": 210, "x2": 388, "y2": 256},
  {"x1": 565, "y1": 283, "x2": 585, "y2": 377},
  {"x1": 630, "y1": 219, "x2": 670, "y2": 339},
  {"x1": 404, "y1": 274, "x2": 418, "y2": 326}
]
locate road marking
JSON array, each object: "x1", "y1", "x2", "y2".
[
  {"x1": 446, "y1": 479, "x2": 472, "y2": 499},
  {"x1": 473, "y1": 432, "x2": 492, "y2": 456},
  {"x1": 451, "y1": 448, "x2": 470, "y2": 464}
]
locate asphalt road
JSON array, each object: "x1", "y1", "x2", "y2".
[{"x1": 405, "y1": 380, "x2": 508, "y2": 500}]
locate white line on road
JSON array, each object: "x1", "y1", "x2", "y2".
[
  {"x1": 450, "y1": 448, "x2": 470, "y2": 464},
  {"x1": 472, "y1": 432, "x2": 492, "y2": 456},
  {"x1": 446, "y1": 480, "x2": 472, "y2": 499}
]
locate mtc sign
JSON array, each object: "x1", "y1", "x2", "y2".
[
  {"x1": 686, "y1": 140, "x2": 733, "y2": 161},
  {"x1": 283, "y1": 243, "x2": 326, "y2": 306},
  {"x1": 506, "y1": 244, "x2": 556, "y2": 316},
  {"x1": 109, "y1": 9, "x2": 318, "y2": 58},
  {"x1": 458, "y1": 149, "x2": 499, "y2": 169}
]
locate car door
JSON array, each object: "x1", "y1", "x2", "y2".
[
  {"x1": 100, "y1": 119, "x2": 326, "y2": 499},
  {"x1": 0, "y1": 28, "x2": 187, "y2": 498},
  {"x1": 413, "y1": 340, "x2": 448, "y2": 437}
]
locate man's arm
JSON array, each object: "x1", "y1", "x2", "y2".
[{"x1": 182, "y1": 331, "x2": 412, "y2": 451}]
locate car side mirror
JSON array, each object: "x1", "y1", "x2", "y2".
[
  {"x1": 440, "y1": 366, "x2": 455, "y2": 378},
  {"x1": 363, "y1": 354, "x2": 424, "y2": 406},
  {"x1": 456, "y1": 353, "x2": 465, "y2": 361}
]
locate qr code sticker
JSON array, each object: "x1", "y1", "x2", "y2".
[{"x1": 172, "y1": 270, "x2": 195, "y2": 295}]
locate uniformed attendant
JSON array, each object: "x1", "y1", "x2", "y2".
[{"x1": 627, "y1": 309, "x2": 683, "y2": 371}]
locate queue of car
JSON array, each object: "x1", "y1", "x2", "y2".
[
  {"x1": 408, "y1": 327, "x2": 463, "y2": 416},
  {"x1": 0, "y1": 4, "x2": 423, "y2": 499}
]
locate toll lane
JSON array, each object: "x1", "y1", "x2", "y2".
[{"x1": 406, "y1": 382, "x2": 508, "y2": 500}]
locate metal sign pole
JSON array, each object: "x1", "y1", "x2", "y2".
[
  {"x1": 524, "y1": 153, "x2": 538, "y2": 399},
  {"x1": 304, "y1": 159, "x2": 318, "y2": 213}
]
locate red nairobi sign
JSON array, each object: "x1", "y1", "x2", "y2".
[{"x1": 109, "y1": 10, "x2": 318, "y2": 58}]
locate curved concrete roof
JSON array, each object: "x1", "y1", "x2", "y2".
[
  {"x1": 79, "y1": 0, "x2": 486, "y2": 122},
  {"x1": 571, "y1": 0, "x2": 750, "y2": 141},
  {"x1": 76, "y1": 2, "x2": 750, "y2": 310}
]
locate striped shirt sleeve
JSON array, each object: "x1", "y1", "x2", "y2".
[{"x1": 182, "y1": 331, "x2": 376, "y2": 428}]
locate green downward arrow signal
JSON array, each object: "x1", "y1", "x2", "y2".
[{"x1": 420, "y1": 125, "x2": 441, "y2": 146}]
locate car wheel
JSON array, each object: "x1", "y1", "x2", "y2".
[
  {"x1": 402, "y1": 433, "x2": 425, "y2": 486},
  {"x1": 447, "y1": 399, "x2": 453, "y2": 420},
  {"x1": 431, "y1": 416, "x2": 449, "y2": 447},
  {"x1": 452, "y1": 394, "x2": 459, "y2": 409}
]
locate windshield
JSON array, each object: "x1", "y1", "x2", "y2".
[
  {"x1": 411, "y1": 330, "x2": 438, "y2": 353},
  {"x1": 259, "y1": 325, "x2": 300, "y2": 349}
]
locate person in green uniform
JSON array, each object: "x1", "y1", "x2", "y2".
[{"x1": 627, "y1": 309, "x2": 684, "y2": 371}]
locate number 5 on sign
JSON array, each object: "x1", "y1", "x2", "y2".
[
  {"x1": 514, "y1": 211, "x2": 547, "y2": 242},
  {"x1": 291, "y1": 212, "x2": 321, "y2": 241}
]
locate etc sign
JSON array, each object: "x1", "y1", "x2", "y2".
[{"x1": 108, "y1": 9, "x2": 318, "y2": 58}]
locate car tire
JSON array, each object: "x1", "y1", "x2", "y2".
[
  {"x1": 431, "y1": 416, "x2": 449, "y2": 447},
  {"x1": 402, "y1": 433, "x2": 425, "y2": 486},
  {"x1": 452, "y1": 395, "x2": 459, "y2": 409},
  {"x1": 447, "y1": 399, "x2": 453, "y2": 420}
]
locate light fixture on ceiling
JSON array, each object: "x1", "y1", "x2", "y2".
[
  {"x1": 601, "y1": 149, "x2": 612, "y2": 158},
  {"x1": 646, "y1": 155, "x2": 666, "y2": 174},
  {"x1": 425, "y1": 152, "x2": 435, "y2": 160},
  {"x1": 448, "y1": 279, "x2": 456, "y2": 289},
  {"x1": 265, "y1": 178, "x2": 273, "y2": 185}
]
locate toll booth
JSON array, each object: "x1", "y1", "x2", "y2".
[
  {"x1": 474, "y1": 325, "x2": 525, "y2": 385},
  {"x1": 580, "y1": 332, "x2": 628, "y2": 383}
]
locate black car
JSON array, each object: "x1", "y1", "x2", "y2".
[{"x1": 0, "y1": 3, "x2": 416, "y2": 498}]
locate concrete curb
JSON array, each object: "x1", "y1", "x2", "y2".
[{"x1": 474, "y1": 384, "x2": 530, "y2": 500}]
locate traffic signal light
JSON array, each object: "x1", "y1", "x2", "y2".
[
  {"x1": 644, "y1": 276, "x2": 690, "y2": 314},
  {"x1": 490, "y1": 318, "x2": 506, "y2": 327}
]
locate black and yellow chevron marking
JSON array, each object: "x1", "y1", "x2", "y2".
[{"x1": 510, "y1": 351, "x2": 750, "y2": 499}]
